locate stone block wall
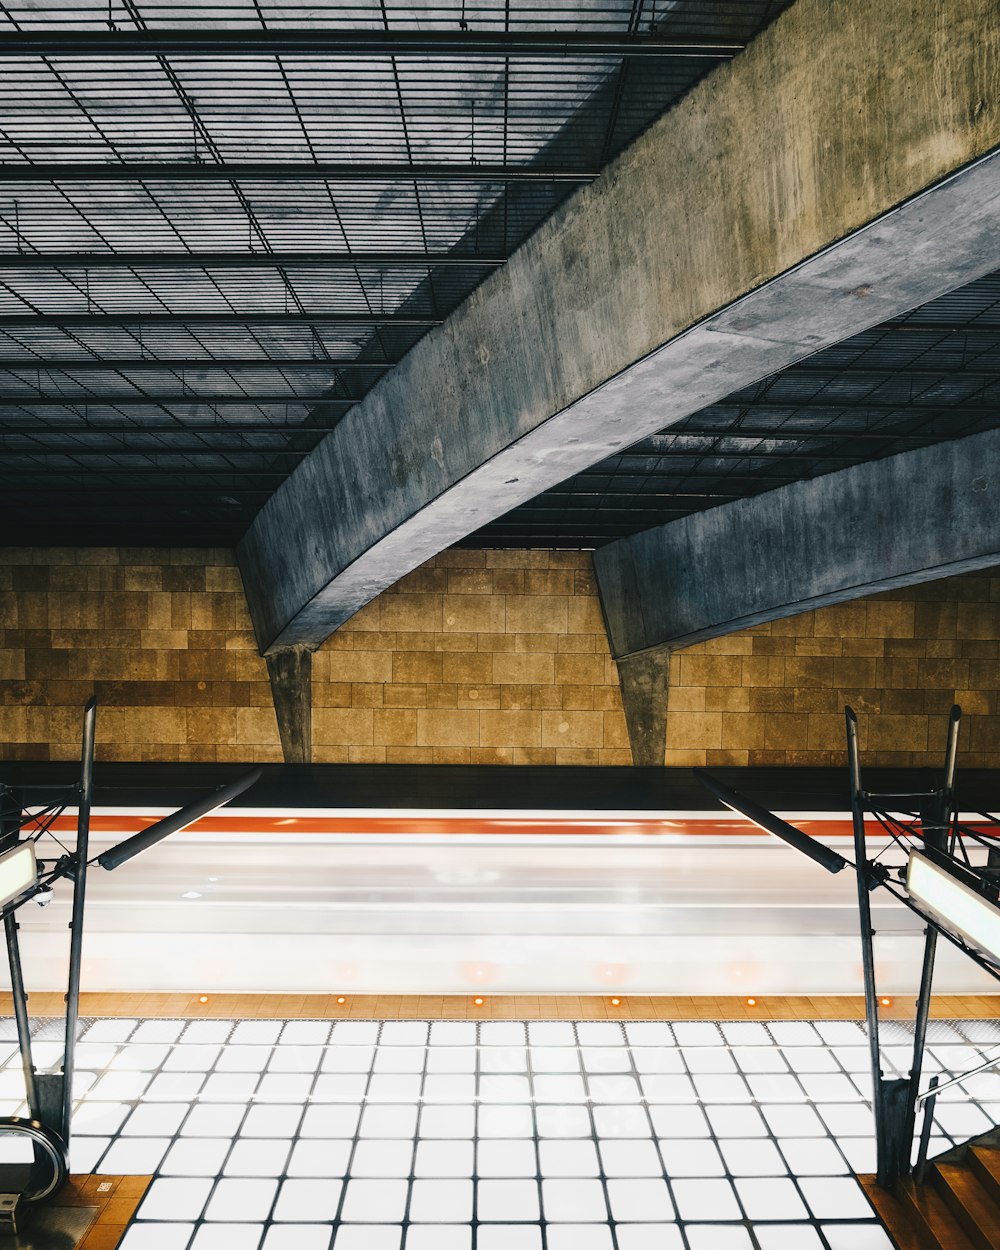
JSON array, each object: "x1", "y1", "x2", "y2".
[
  {"x1": 0, "y1": 547, "x2": 629, "y2": 764},
  {"x1": 664, "y1": 570, "x2": 1000, "y2": 768},
  {"x1": 312, "y1": 549, "x2": 629, "y2": 765},
  {"x1": 0, "y1": 547, "x2": 276, "y2": 762},
  {"x1": 1, "y1": 549, "x2": 998, "y2": 767}
]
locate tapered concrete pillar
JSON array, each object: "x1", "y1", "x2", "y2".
[
  {"x1": 615, "y1": 651, "x2": 671, "y2": 767},
  {"x1": 265, "y1": 646, "x2": 312, "y2": 764}
]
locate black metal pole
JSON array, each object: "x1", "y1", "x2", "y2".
[
  {"x1": 61, "y1": 697, "x2": 95, "y2": 1146},
  {"x1": 902, "y1": 707, "x2": 961, "y2": 1175},
  {"x1": 3, "y1": 911, "x2": 39, "y2": 1122},
  {"x1": 0, "y1": 790, "x2": 38, "y2": 1123},
  {"x1": 96, "y1": 767, "x2": 262, "y2": 872},
  {"x1": 905, "y1": 921, "x2": 938, "y2": 1170},
  {"x1": 942, "y1": 705, "x2": 961, "y2": 795},
  {"x1": 914, "y1": 1077, "x2": 940, "y2": 1185},
  {"x1": 845, "y1": 708, "x2": 893, "y2": 1185}
]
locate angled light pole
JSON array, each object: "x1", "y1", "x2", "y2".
[
  {"x1": 699, "y1": 705, "x2": 1000, "y2": 1188},
  {"x1": 0, "y1": 698, "x2": 261, "y2": 1204}
]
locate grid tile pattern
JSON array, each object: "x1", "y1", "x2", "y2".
[{"x1": 1, "y1": 1016, "x2": 998, "y2": 1249}]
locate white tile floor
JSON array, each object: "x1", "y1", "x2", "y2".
[{"x1": 1, "y1": 1016, "x2": 998, "y2": 1250}]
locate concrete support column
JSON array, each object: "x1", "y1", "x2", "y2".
[
  {"x1": 594, "y1": 429, "x2": 1000, "y2": 661},
  {"x1": 237, "y1": 0, "x2": 1000, "y2": 655},
  {"x1": 265, "y1": 646, "x2": 313, "y2": 765},
  {"x1": 614, "y1": 651, "x2": 671, "y2": 767}
]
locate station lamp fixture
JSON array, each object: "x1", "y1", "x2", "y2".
[
  {"x1": 699, "y1": 704, "x2": 1000, "y2": 1190},
  {"x1": 906, "y1": 851, "x2": 1000, "y2": 966}
]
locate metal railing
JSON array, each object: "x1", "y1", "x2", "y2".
[
  {"x1": 913, "y1": 1047, "x2": 1000, "y2": 1183},
  {"x1": 916, "y1": 1047, "x2": 1000, "y2": 1106}
]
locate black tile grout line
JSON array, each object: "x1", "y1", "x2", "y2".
[
  {"x1": 730, "y1": 1019, "x2": 861, "y2": 1250},
  {"x1": 3, "y1": 1018, "x2": 997, "y2": 1137},
  {"x1": 523, "y1": 1023, "x2": 549, "y2": 1250},
  {"x1": 0, "y1": 1017, "x2": 998, "y2": 1250},
  {"x1": 300, "y1": 1017, "x2": 380, "y2": 1250},
  {"x1": 619, "y1": 1019, "x2": 695, "y2": 1250},
  {"x1": 572, "y1": 1018, "x2": 624, "y2": 1250},
  {"x1": 0, "y1": 1025, "x2": 975, "y2": 1180}
]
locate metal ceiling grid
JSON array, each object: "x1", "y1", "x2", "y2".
[
  {"x1": 468, "y1": 270, "x2": 1000, "y2": 547},
  {"x1": 0, "y1": 1, "x2": 770, "y2": 34},
  {"x1": 0, "y1": 0, "x2": 786, "y2": 545}
]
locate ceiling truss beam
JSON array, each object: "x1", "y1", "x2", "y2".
[
  {"x1": 765, "y1": 364, "x2": 1000, "y2": 380},
  {"x1": 0, "y1": 31, "x2": 743, "y2": 59},
  {"x1": 0, "y1": 423, "x2": 334, "y2": 434},
  {"x1": 0, "y1": 422, "x2": 987, "y2": 442},
  {"x1": 0, "y1": 441, "x2": 964, "y2": 461},
  {"x1": 0, "y1": 464, "x2": 828, "y2": 482},
  {"x1": 0, "y1": 314, "x2": 438, "y2": 328},
  {"x1": 638, "y1": 421, "x2": 998, "y2": 443},
  {"x1": 0, "y1": 163, "x2": 596, "y2": 185},
  {"x1": 0, "y1": 396, "x2": 352, "y2": 406},
  {"x1": 679, "y1": 404, "x2": 1000, "y2": 418},
  {"x1": 0, "y1": 252, "x2": 507, "y2": 270},
  {"x1": 0, "y1": 360, "x2": 391, "y2": 372},
  {"x1": 2, "y1": 365, "x2": 998, "y2": 384}
]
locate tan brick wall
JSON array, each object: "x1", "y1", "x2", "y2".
[
  {"x1": 3, "y1": 549, "x2": 998, "y2": 768},
  {"x1": 0, "y1": 547, "x2": 278, "y2": 763},
  {"x1": 664, "y1": 570, "x2": 1000, "y2": 768},
  {"x1": 0, "y1": 547, "x2": 630, "y2": 765},
  {"x1": 311, "y1": 549, "x2": 630, "y2": 765}
]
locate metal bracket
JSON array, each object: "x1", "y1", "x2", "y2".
[{"x1": 0, "y1": 1193, "x2": 21, "y2": 1234}]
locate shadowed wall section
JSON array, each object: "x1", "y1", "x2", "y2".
[
  {"x1": 311, "y1": 550, "x2": 628, "y2": 765},
  {"x1": 662, "y1": 571, "x2": 1000, "y2": 768},
  {"x1": 0, "y1": 548, "x2": 628, "y2": 765},
  {"x1": 1, "y1": 548, "x2": 998, "y2": 768}
]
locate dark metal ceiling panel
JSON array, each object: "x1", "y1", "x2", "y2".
[
  {"x1": 0, "y1": 0, "x2": 793, "y2": 545},
  {"x1": 468, "y1": 269, "x2": 1000, "y2": 548}
]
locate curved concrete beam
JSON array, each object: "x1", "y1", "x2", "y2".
[
  {"x1": 238, "y1": 0, "x2": 1000, "y2": 654},
  {"x1": 593, "y1": 428, "x2": 1000, "y2": 660}
]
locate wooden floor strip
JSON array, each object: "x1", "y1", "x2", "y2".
[
  {"x1": 54, "y1": 1174, "x2": 150, "y2": 1250},
  {"x1": 1, "y1": 992, "x2": 997, "y2": 1021}
]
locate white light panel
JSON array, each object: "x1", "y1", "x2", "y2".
[
  {"x1": 0, "y1": 841, "x2": 37, "y2": 910},
  {"x1": 907, "y1": 851, "x2": 1000, "y2": 965}
]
